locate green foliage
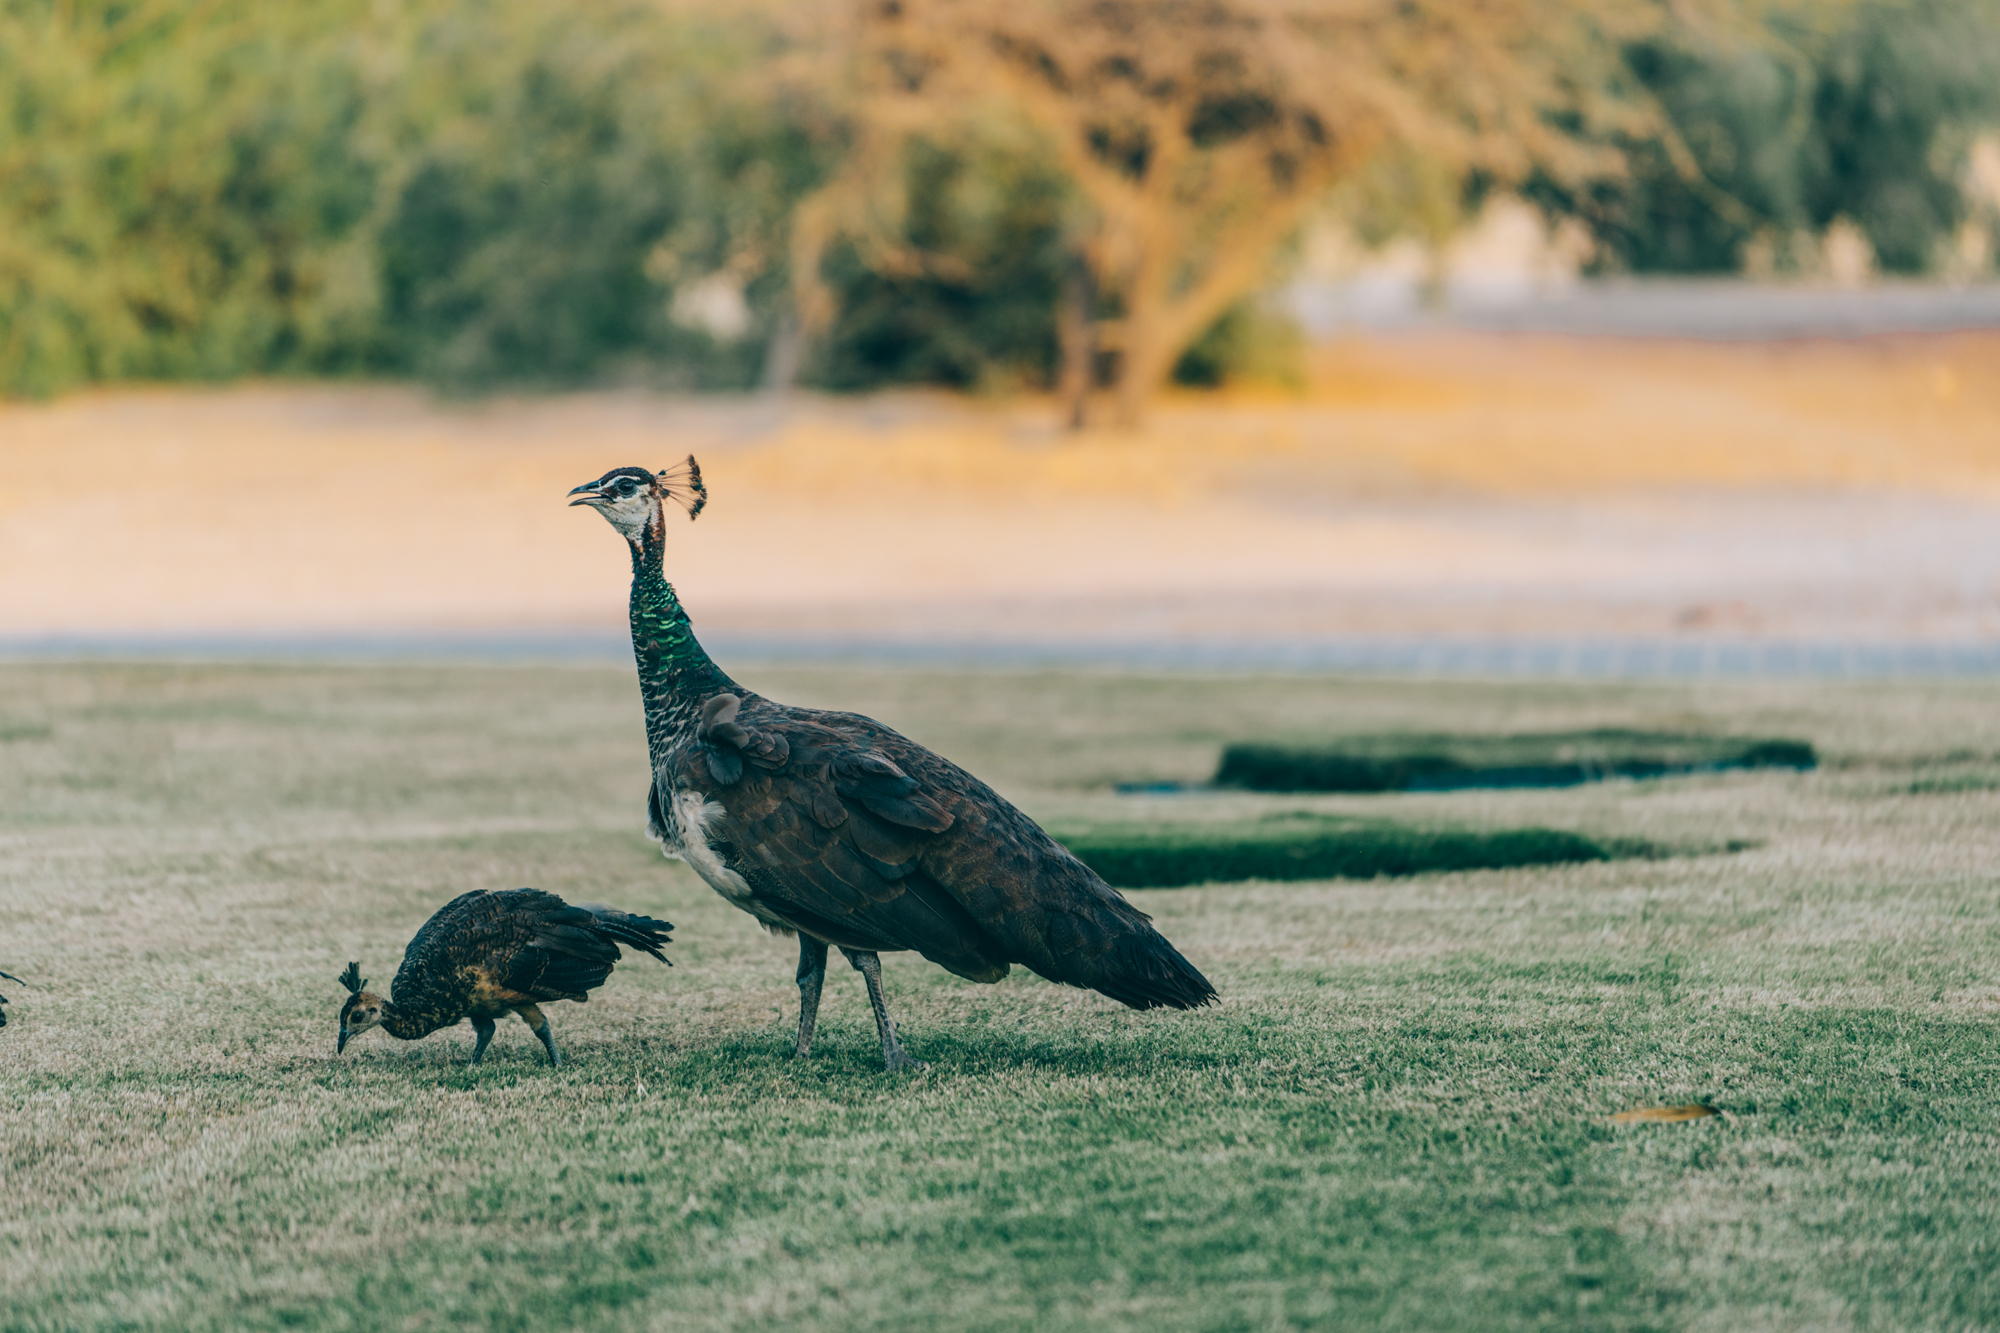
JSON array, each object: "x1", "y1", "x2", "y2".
[
  {"x1": 0, "y1": 1, "x2": 379, "y2": 395},
  {"x1": 1169, "y1": 299, "x2": 1306, "y2": 389},
  {"x1": 1532, "y1": 0, "x2": 2000, "y2": 274},
  {"x1": 0, "y1": 0, "x2": 822, "y2": 397},
  {"x1": 371, "y1": 3, "x2": 821, "y2": 390},
  {"x1": 6, "y1": 0, "x2": 2000, "y2": 401},
  {"x1": 370, "y1": 10, "x2": 698, "y2": 386},
  {"x1": 807, "y1": 135, "x2": 1073, "y2": 392},
  {"x1": 807, "y1": 136, "x2": 1309, "y2": 394},
  {"x1": 1054, "y1": 813, "x2": 1630, "y2": 888},
  {"x1": 1215, "y1": 730, "x2": 1818, "y2": 794}
]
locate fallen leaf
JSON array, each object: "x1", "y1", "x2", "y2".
[{"x1": 1611, "y1": 1104, "x2": 1718, "y2": 1124}]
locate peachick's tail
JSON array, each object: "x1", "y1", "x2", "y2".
[{"x1": 582, "y1": 906, "x2": 675, "y2": 965}]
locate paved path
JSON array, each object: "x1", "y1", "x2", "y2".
[
  {"x1": 10, "y1": 630, "x2": 2000, "y2": 679},
  {"x1": 1291, "y1": 277, "x2": 2000, "y2": 339}
]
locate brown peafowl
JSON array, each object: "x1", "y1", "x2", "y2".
[
  {"x1": 0, "y1": 969, "x2": 21, "y2": 1031},
  {"x1": 337, "y1": 889, "x2": 672, "y2": 1065},
  {"x1": 568, "y1": 460, "x2": 1215, "y2": 1072}
]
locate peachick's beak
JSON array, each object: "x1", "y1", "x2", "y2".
[
  {"x1": 337, "y1": 1028, "x2": 350, "y2": 1054},
  {"x1": 567, "y1": 482, "x2": 606, "y2": 507}
]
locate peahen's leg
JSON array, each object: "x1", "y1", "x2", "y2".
[
  {"x1": 840, "y1": 948, "x2": 925, "y2": 1072},
  {"x1": 794, "y1": 935, "x2": 829, "y2": 1059},
  {"x1": 516, "y1": 1005, "x2": 561, "y2": 1067},
  {"x1": 469, "y1": 1015, "x2": 497, "y2": 1065}
]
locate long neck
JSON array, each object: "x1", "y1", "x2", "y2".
[{"x1": 629, "y1": 525, "x2": 736, "y2": 766}]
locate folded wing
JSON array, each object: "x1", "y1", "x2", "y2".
[{"x1": 667, "y1": 693, "x2": 1214, "y2": 1009}]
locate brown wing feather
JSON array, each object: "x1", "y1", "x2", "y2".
[
  {"x1": 391, "y1": 890, "x2": 672, "y2": 1029},
  {"x1": 677, "y1": 694, "x2": 1214, "y2": 1008}
]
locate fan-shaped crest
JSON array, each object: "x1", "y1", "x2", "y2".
[
  {"x1": 657, "y1": 455, "x2": 707, "y2": 521},
  {"x1": 339, "y1": 962, "x2": 366, "y2": 994}
]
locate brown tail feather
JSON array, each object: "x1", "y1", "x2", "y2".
[
  {"x1": 1082, "y1": 932, "x2": 1218, "y2": 1011},
  {"x1": 581, "y1": 906, "x2": 675, "y2": 964}
]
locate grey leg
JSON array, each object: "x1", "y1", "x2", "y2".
[
  {"x1": 469, "y1": 1015, "x2": 497, "y2": 1065},
  {"x1": 517, "y1": 1005, "x2": 561, "y2": 1067},
  {"x1": 840, "y1": 948, "x2": 925, "y2": 1072},
  {"x1": 795, "y1": 935, "x2": 829, "y2": 1059}
]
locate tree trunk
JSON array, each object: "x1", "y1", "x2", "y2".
[
  {"x1": 1056, "y1": 255, "x2": 1094, "y2": 430},
  {"x1": 760, "y1": 310, "x2": 802, "y2": 397},
  {"x1": 1110, "y1": 322, "x2": 1177, "y2": 430}
]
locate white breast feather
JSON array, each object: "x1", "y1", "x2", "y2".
[{"x1": 661, "y1": 787, "x2": 776, "y2": 920}]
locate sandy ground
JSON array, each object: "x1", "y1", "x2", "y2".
[{"x1": 3, "y1": 331, "x2": 1999, "y2": 646}]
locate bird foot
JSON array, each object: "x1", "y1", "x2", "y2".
[{"x1": 882, "y1": 1048, "x2": 927, "y2": 1073}]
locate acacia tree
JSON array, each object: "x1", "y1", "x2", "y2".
[
  {"x1": 788, "y1": 0, "x2": 1664, "y2": 420},
  {"x1": 793, "y1": 0, "x2": 1666, "y2": 425}
]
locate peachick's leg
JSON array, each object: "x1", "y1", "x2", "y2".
[
  {"x1": 517, "y1": 1005, "x2": 561, "y2": 1067},
  {"x1": 840, "y1": 948, "x2": 925, "y2": 1072},
  {"x1": 469, "y1": 1015, "x2": 497, "y2": 1065},
  {"x1": 794, "y1": 935, "x2": 829, "y2": 1059}
]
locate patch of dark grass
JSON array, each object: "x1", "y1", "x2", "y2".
[
  {"x1": 1216, "y1": 729, "x2": 1816, "y2": 793},
  {"x1": 1052, "y1": 813, "x2": 1673, "y2": 888}
]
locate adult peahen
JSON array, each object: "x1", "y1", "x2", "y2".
[
  {"x1": 336, "y1": 889, "x2": 672, "y2": 1065},
  {"x1": 0, "y1": 968, "x2": 21, "y2": 1031},
  {"x1": 569, "y1": 460, "x2": 1215, "y2": 1071}
]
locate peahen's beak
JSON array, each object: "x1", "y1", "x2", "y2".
[
  {"x1": 337, "y1": 1028, "x2": 350, "y2": 1054},
  {"x1": 566, "y1": 482, "x2": 606, "y2": 507}
]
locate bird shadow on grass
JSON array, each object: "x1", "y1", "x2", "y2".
[
  {"x1": 631, "y1": 1019, "x2": 1250, "y2": 1095},
  {"x1": 285, "y1": 999, "x2": 1253, "y2": 1095}
]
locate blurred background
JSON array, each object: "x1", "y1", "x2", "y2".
[{"x1": 4, "y1": 0, "x2": 2000, "y2": 674}]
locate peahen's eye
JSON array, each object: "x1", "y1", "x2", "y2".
[{"x1": 617, "y1": 479, "x2": 637, "y2": 496}]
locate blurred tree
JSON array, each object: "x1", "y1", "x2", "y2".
[
  {"x1": 0, "y1": 0, "x2": 827, "y2": 397},
  {"x1": 0, "y1": 0, "x2": 377, "y2": 395},
  {"x1": 367, "y1": 2, "x2": 818, "y2": 389},
  {"x1": 6, "y1": 0, "x2": 1993, "y2": 404},
  {"x1": 795, "y1": 0, "x2": 1653, "y2": 425},
  {"x1": 806, "y1": 129, "x2": 1073, "y2": 391},
  {"x1": 367, "y1": 1, "x2": 831, "y2": 389},
  {"x1": 1528, "y1": 0, "x2": 2000, "y2": 275}
]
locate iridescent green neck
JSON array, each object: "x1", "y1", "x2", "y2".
[{"x1": 629, "y1": 529, "x2": 735, "y2": 763}]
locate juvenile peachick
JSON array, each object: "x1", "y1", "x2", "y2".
[
  {"x1": 568, "y1": 459, "x2": 1215, "y2": 1071},
  {"x1": 0, "y1": 968, "x2": 21, "y2": 1031},
  {"x1": 337, "y1": 889, "x2": 672, "y2": 1065}
]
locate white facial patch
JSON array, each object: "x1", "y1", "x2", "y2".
[{"x1": 591, "y1": 492, "x2": 654, "y2": 541}]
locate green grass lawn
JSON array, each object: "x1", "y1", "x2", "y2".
[{"x1": 4, "y1": 662, "x2": 2000, "y2": 1332}]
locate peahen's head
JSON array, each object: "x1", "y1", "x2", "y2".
[
  {"x1": 568, "y1": 458, "x2": 706, "y2": 543},
  {"x1": 336, "y1": 962, "x2": 385, "y2": 1054}
]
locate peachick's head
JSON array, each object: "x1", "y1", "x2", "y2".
[
  {"x1": 336, "y1": 961, "x2": 384, "y2": 1054},
  {"x1": 567, "y1": 458, "x2": 706, "y2": 544}
]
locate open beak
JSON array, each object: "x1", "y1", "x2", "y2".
[
  {"x1": 337, "y1": 1028, "x2": 350, "y2": 1054},
  {"x1": 567, "y1": 482, "x2": 606, "y2": 507}
]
